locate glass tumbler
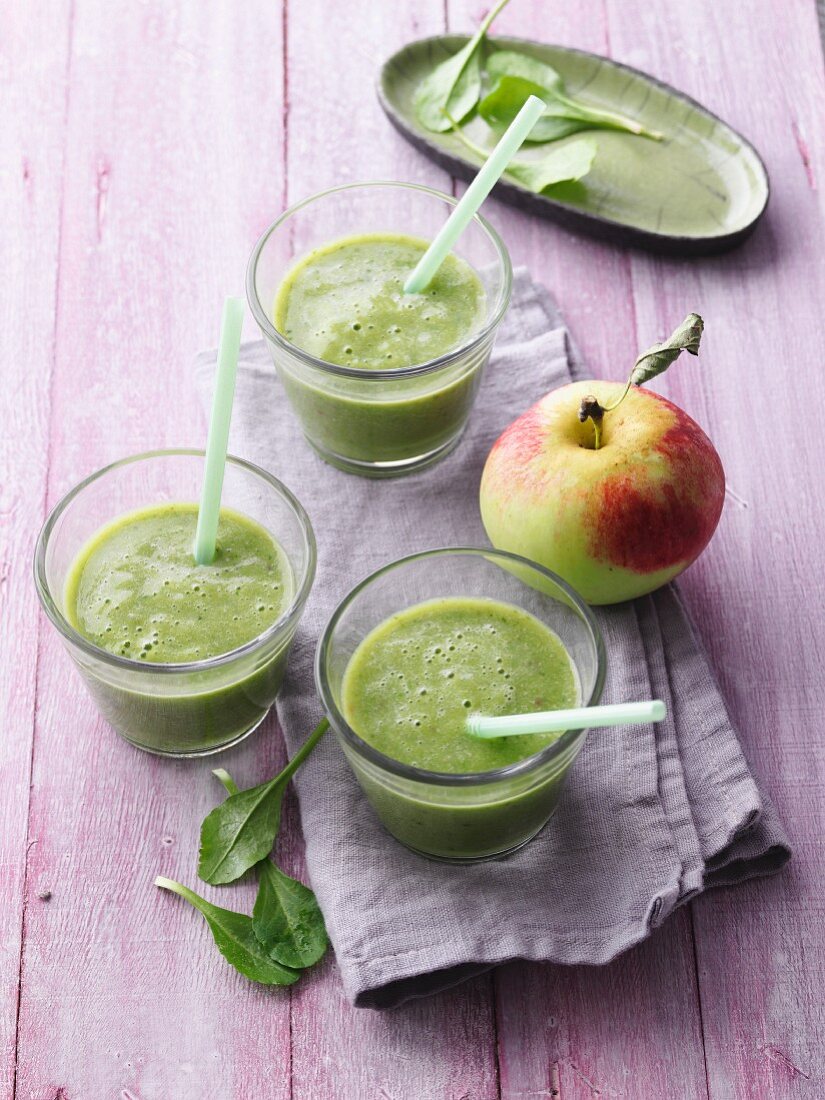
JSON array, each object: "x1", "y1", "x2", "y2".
[
  {"x1": 247, "y1": 181, "x2": 512, "y2": 478},
  {"x1": 316, "y1": 548, "x2": 606, "y2": 862},
  {"x1": 34, "y1": 450, "x2": 316, "y2": 757}
]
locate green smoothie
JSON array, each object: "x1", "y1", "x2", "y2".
[
  {"x1": 339, "y1": 597, "x2": 581, "y2": 860},
  {"x1": 65, "y1": 503, "x2": 295, "y2": 754},
  {"x1": 272, "y1": 234, "x2": 489, "y2": 472},
  {"x1": 275, "y1": 234, "x2": 485, "y2": 370}
]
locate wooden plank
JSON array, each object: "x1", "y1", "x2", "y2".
[
  {"x1": 282, "y1": 3, "x2": 498, "y2": 1098},
  {"x1": 15, "y1": 3, "x2": 296, "y2": 1097},
  {"x1": 0, "y1": 4, "x2": 72, "y2": 1095},
  {"x1": 279, "y1": 2, "x2": 503, "y2": 1100},
  {"x1": 604, "y1": 1, "x2": 825, "y2": 1095},
  {"x1": 494, "y1": 914, "x2": 705, "y2": 1099},
  {"x1": 448, "y1": 0, "x2": 641, "y2": 381},
  {"x1": 447, "y1": 1, "x2": 712, "y2": 1095}
]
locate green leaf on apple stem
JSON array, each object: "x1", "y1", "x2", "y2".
[
  {"x1": 630, "y1": 314, "x2": 704, "y2": 386},
  {"x1": 578, "y1": 313, "x2": 705, "y2": 450}
]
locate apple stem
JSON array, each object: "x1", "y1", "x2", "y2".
[
  {"x1": 578, "y1": 394, "x2": 606, "y2": 449},
  {"x1": 602, "y1": 379, "x2": 633, "y2": 413},
  {"x1": 579, "y1": 376, "x2": 636, "y2": 449}
]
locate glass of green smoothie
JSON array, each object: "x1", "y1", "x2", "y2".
[
  {"x1": 34, "y1": 450, "x2": 316, "y2": 757},
  {"x1": 316, "y1": 548, "x2": 606, "y2": 863},
  {"x1": 246, "y1": 181, "x2": 512, "y2": 478}
]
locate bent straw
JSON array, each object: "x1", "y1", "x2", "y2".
[
  {"x1": 193, "y1": 296, "x2": 245, "y2": 565},
  {"x1": 466, "y1": 700, "x2": 667, "y2": 739},
  {"x1": 403, "y1": 94, "x2": 546, "y2": 294}
]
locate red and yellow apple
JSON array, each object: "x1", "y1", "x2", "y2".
[{"x1": 479, "y1": 379, "x2": 725, "y2": 604}]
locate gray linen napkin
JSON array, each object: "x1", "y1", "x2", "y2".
[{"x1": 195, "y1": 269, "x2": 790, "y2": 1008}]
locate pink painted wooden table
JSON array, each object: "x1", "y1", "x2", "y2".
[{"x1": 3, "y1": 1, "x2": 824, "y2": 1096}]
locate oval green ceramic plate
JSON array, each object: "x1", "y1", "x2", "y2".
[{"x1": 378, "y1": 36, "x2": 769, "y2": 255}]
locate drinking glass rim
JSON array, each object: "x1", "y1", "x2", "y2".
[
  {"x1": 315, "y1": 546, "x2": 607, "y2": 787},
  {"x1": 245, "y1": 179, "x2": 513, "y2": 381},
  {"x1": 33, "y1": 448, "x2": 317, "y2": 676}
]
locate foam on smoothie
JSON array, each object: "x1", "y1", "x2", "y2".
[
  {"x1": 341, "y1": 596, "x2": 578, "y2": 774},
  {"x1": 66, "y1": 503, "x2": 293, "y2": 663},
  {"x1": 273, "y1": 233, "x2": 487, "y2": 370}
]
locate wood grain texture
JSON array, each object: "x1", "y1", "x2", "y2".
[
  {"x1": 13, "y1": 3, "x2": 295, "y2": 1097},
  {"x1": 283, "y1": 2, "x2": 498, "y2": 1097},
  {"x1": 4, "y1": 0, "x2": 824, "y2": 1096},
  {"x1": 0, "y1": 3, "x2": 72, "y2": 1095},
  {"x1": 493, "y1": 915, "x2": 706, "y2": 1100},
  {"x1": 604, "y1": 1, "x2": 825, "y2": 1095}
]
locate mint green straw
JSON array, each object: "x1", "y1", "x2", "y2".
[
  {"x1": 193, "y1": 296, "x2": 245, "y2": 565},
  {"x1": 403, "y1": 94, "x2": 546, "y2": 295},
  {"x1": 466, "y1": 700, "x2": 667, "y2": 739}
]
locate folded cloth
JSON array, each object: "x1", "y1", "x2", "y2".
[{"x1": 195, "y1": 269, "x2": 790, "y2": 1009}]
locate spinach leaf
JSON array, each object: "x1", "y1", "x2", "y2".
[
  {"x1": 198, "y1": 717, "x2": 329, "y2": 886},
  {"x1": 253, "y1": 860, "x2": 328, "y2": 969},
  {"x1": 448, "y1": 115, "x2": 596, "y2": 195},
  {"x1": 198, "y1": 775, "x2": 285, "y2": 886},
  {"x1": 479, "y1": 76, "x2": 596, "y2": 143},
  {"x1": 415, "y1": 0, "x2": 511, "y2": 132},
  {"x1": 155, "y1": 877, "x2": 300, "y2": 986},
  {"x1": 213, "y1": 768, "x2": 329, "y2": 970},
  {"x1": 481, "y1": 49, "x2": 663, "y2": 142},
  {"x1": 486, "y1": 50, "x2": 564, "y2": 92},
  {"x1": 631, "y1": 314, "x2": 704, "y2": 385},
  {"x1": 213, "y1": 768, "x2": 239, "y2": 796},
  {"x1": 504, "y1": 139, "x2": 597, "y2": 193}
]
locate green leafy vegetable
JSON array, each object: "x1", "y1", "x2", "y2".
[
  {"x1": 479, "y1": 75, "x2": 596, "y2": 142},
  {"x1": 198, "y1": 717, "x2": 329, "y2": 886},
  {"x1": 253, "y1": 860, "x2": 328, "y2": 969},
  {"x1": 448, "y1": 115, "x2": 596, "y2": 195},
  {"x1": 156, "y1": 721, "x2": 331, "y2": 988},
  {"x1": 631, "y1": 313, "x2": 704, "y2": 385},
  {"x1": 198, "y1": 775, "x2": 285, "y2": 886},
  {"x1": 502, "y1": 139, "x2": 597, "y2": 192},
  {"x1": 212, "y1": 768, "x2": 329, "y2": 970},
  {"x1": 480, "y1": 49, "x2": 663, "y2": 143},
  {"x1": 482, "y1": 54, "x2": 588, "y2": 143},
  {"x1": 155, "y1": 877, "x2": 300, "y2": 986},
  {"x1": 213, "y1": 768, "x2": 239, "y2": 796},
  {"x1": 414, "y1": 7, "x2": 662, "y2": 147},
  {"x1": 414, "y1": 0, "x2": 510, "y2": 132},
  {"x1": 486, "y1": 49, "x2": 563, "y2": 91}
]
